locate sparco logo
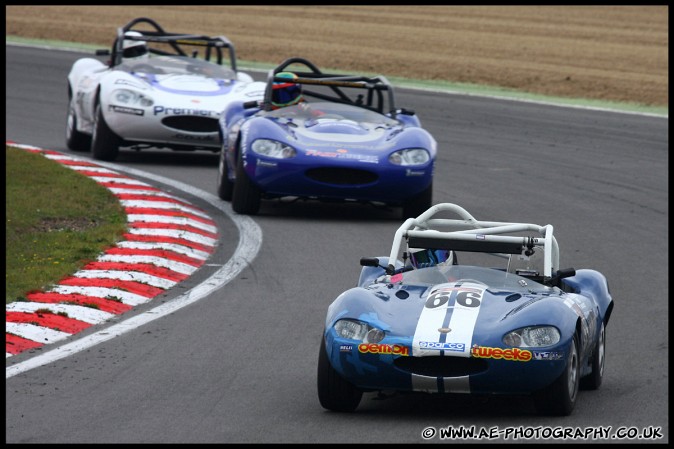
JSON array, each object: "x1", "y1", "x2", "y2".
[
  {"x1": 419, "y1": 341, "x2": 465, "y2": 352},
  {"x1": 153, "y1": 106, "x2": 217, "y2": 117}
]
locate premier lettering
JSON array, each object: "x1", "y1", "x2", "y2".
[
  {"x1": 358, "y1": 343, "x2": 409, "y2": 356},
  {"x1": 471, "y1": 345, "x2": 532, "y2": 362},
  {"x1": 153, "y1": 106, "x2": 217, "y2": 117}
]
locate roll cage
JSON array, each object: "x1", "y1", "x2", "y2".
[
  {"x1": 96, "y1": 17, "x2": 239, "y2": 71},
  {"x1": 382, "y1": 203, "x2": 569, "y2": 284},
  {"x1": 261, "y1": 57, "x2": 408, "y2": 118}
]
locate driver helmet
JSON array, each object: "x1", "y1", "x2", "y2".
[
  {"x1": 271, "y1": 72, "x2": 303, "y2": 109},
  {"x1": 409, "y1": 248, "x2": 453, "y2": 269},
  {"x1": 122, "y1": 31, "x2": 149, "y2": 60}
]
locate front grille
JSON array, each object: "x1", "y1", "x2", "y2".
[
  {"x1": 394, "y1": 356, "x2": 488, "y2": 377},
  {"x1": 161, "y1": 116, "x2": 219, "y2": 133},
  {"x1": 305, "y1": 168, "x2": 378, "y2": 185}
]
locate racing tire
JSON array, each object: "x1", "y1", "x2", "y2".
[
  {"x1": 231, "y1": 154, "x2": 261, "y2": 215},
  {"x1": 401, "y1": 182, "x2": 433, "y2": 219},
  {"x1": 216, "y1": 146, "x2": 234, "y2": 201},
  {"x1": 91, "y1": 102, "x2": 121, "y2": 162},
  {"x1": 317, "y1": 335, "x2": 362, "y2": 412},
  {"x1": 533, "y1": 333, "x2": 580, "y2": 416},
  {"x1": 65, "y1": 94, "x2": 91, "y2": 152},
  {"x1": 580, "y1": 322, "x2": 605, "y2": 390}
]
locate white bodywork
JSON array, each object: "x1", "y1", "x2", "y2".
[{"x1": 67, "y1": 55, "x2": 265, "y2": 150}]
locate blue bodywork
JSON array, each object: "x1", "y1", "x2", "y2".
[
  {"x1": 220, "y1": 100, "x2": 436, "y2": 205},
  {"x1": 216, "y1": 57, "x2": 438, "y2": 216},
  {"x1": 323, "y1": 261, "x2": 613, "y2": 396}
]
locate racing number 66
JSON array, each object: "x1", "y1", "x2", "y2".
[{"x1": 425, "y1": 289, "x2": 482, "y2": 309}]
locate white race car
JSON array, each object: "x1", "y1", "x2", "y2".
[{"x1": 66, "y1": 17, "x2": 265, "y2": 161}]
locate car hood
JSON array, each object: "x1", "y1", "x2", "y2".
[{"x1": 328, "y1": 266, "x2": 575, "y2": 358}]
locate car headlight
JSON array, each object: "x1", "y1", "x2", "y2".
[
  {"x1": 251, "y1": 139, "x2": 296, "y2": 159},
  {"x1": 503, "y1": 326, "x2": 561, "y2": 347},
  {"x1": 112, "y1": 89, "x2": 154, "y2": 107},
  {"x1": 389, "y1": 148, "x2": 430, "y2": 166},
  {"x1": 334, "y1": 319, "x2": 385, "y2": 343}
]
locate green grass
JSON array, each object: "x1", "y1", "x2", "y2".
[{"x1": 5, "y1": 145, "x2": 128, "y2": 304}]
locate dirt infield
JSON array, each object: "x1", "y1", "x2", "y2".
[{"x1": 5, "y1": 5, "x2": 668, "y2": 107}]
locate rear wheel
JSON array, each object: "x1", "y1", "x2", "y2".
[
  {"x1": 534, "y1": 333, "x2": 580, "y2": 416},
  {"x1": 65, "y1": 91, "x2": 91, "y2": 152},
  {"x1": 581, "y1": 322, "x2": 605, "y2": 390},
  {"x1": 231, "y1": 153, "x2": 261, "y2": 215},
  {"x1": 402, "y1": 182, "x2": 432, "y2": 219},
  {"x1": 91, "y1": 102, "x2": 121, "y2": 161},
  {"x1": 317, "y1": 335, "x2": 362, "y2": 412}
]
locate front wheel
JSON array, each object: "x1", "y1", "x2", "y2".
[
  {"x1": 91, "y1": 102, "x2": 121, "y2": 161},
  {"x1": 216, "y1": 145, "x2": 234, "y2": 201},
  {"x1": 317, "y1": 335, "x2": 362, "y2": 412},
  {"x1": 533, "y1": 333, "x2": 580, "y2": 416},
  {"x1": 581, "y1": 322, "x2": 605, "y2": 390},
  {"x1": 65, "y1": 93, "x2": 91, "y2": 152},
  {"x1": 231, "y1": 154, "x2": 261, "y2": 215}
]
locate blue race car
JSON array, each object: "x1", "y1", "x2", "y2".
[
  {"x1": 216, "y1": 57, "x2": 437, "y2": 217},
  {"x1": 318, "y1": 203, "x2": 613, "y2": 415}
]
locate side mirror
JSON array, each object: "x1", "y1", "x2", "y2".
[{"x1": 360, "y1": 257, "x2": 380, "y2": 267}]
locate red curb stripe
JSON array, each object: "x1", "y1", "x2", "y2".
[
  {"x1": 105, "y1": 247, "x2": 204, "y2": 266},
  {"x1": 5, "y1": 333, "x2": 43, "y2": 354},
  {"x1": 125, "y1": 207, "x2": 216, "y2": 225},
  {"x1": 82, "y1": 261, "x2": 189, "y2": 282},
  {"x1": 73, "y1": 170, "x2": 128, "y2": 178},
  {"x1": 122, "y1": 233, "x2": 214, "y2": 253},
  {"x1": 6, "y1": 311, "x2": 92, "y2": 334},
  {"x1": 115, "y1": 193, "x2": 196, "y2": 207},
  {"x1": 128, "y1": 222, "x2": 218, "y2": 239},
  {"x1": 98, "y1": 182, "x2": 161, "y2": 191},
  {"x1": 52, "y1": 159, "x2": 99, "y2": 167},
  {"x1": 58, "y1": 277, "x2": 164, "y2": 297},
  {"x1": 25, "y1": 292, "x2": 134, "y2": 314}
]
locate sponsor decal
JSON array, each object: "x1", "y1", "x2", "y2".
[
  {"x1": 153, "y1": 106, "x2": 218, "y2": 117},
  {"x1": 110, "y1": 105, "x2": 144, "y2": 116},
  {"x1": 532, "y1": 351, "x2": 564, "y2": 361},
  {"x1": 358, "y1": 343, "x2": 409, "y2": 356},
  {"x1": 405, "y1": 169, "x2": 426, "y2": 177},
  {"x1": 339, "y1": 345, "x2": 353, "y2": 352},
  {"x1": 471, "y1": 345, "x2": 532, "y2": 362},
  {"x1": 305, "y1": 149, "x2": 378, "y2": 163},
  {"x1": 419, "y1": 341, "x2": 465, "y2": 352}
]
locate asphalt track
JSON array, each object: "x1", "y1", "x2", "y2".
[{"x1": 5, "y1": 44, "x2": 669, "y2": 443}]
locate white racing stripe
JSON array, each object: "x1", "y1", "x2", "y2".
[
  {"x1": 125, "y1": 228, "x2": 217, "y2": 246},
  {"x1": 5, "y1": 323, "x2": 72, "y2": 344},
  {"x1": 411, "y1": 282, "x2": 486, "y2": 393},
  {"x1": 126, "y1": 214, "x2": 217, "y2": 233},
  {"x1": 115, "y1": 241, "x2": 210, "y2": 260},
  {"x1": 120, "y1": 200, "x2": 211, "y2": 219},
  {"x1": 89, "y1": 176, "x2": 152, "y2": 186},
  {"x1": 7, "y1": 302, "x2": 115, "y2": 324},
  {"x1": 72, "y1": 270, "x2": 177, "y2": 289},
  {"x1": 96, "y1": 254, "x2": 199, "y2": 275},
  {"x1": 50, "y1": 285, "x2": 152, "y2": 306}
]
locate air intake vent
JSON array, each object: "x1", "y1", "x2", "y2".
[
  {"x1": 305, "y1": 168, "x2": 378, "y2": 185},
  {"x1": 161, "y1": 116, "x2": 219, "y2": 133},
  {"x1": 394, "y1": 356, "x2": 488, "y2": 377}
]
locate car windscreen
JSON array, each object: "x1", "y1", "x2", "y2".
[
  {"x1": 118, "y1": 55, "x2": 236, "y2": 80},
  {"x1": 264, "y1": 101, "x2": 399, "y2": 126},
  {"x1": 399, "y1": 265, "x2": 550, "y2": 292}
]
